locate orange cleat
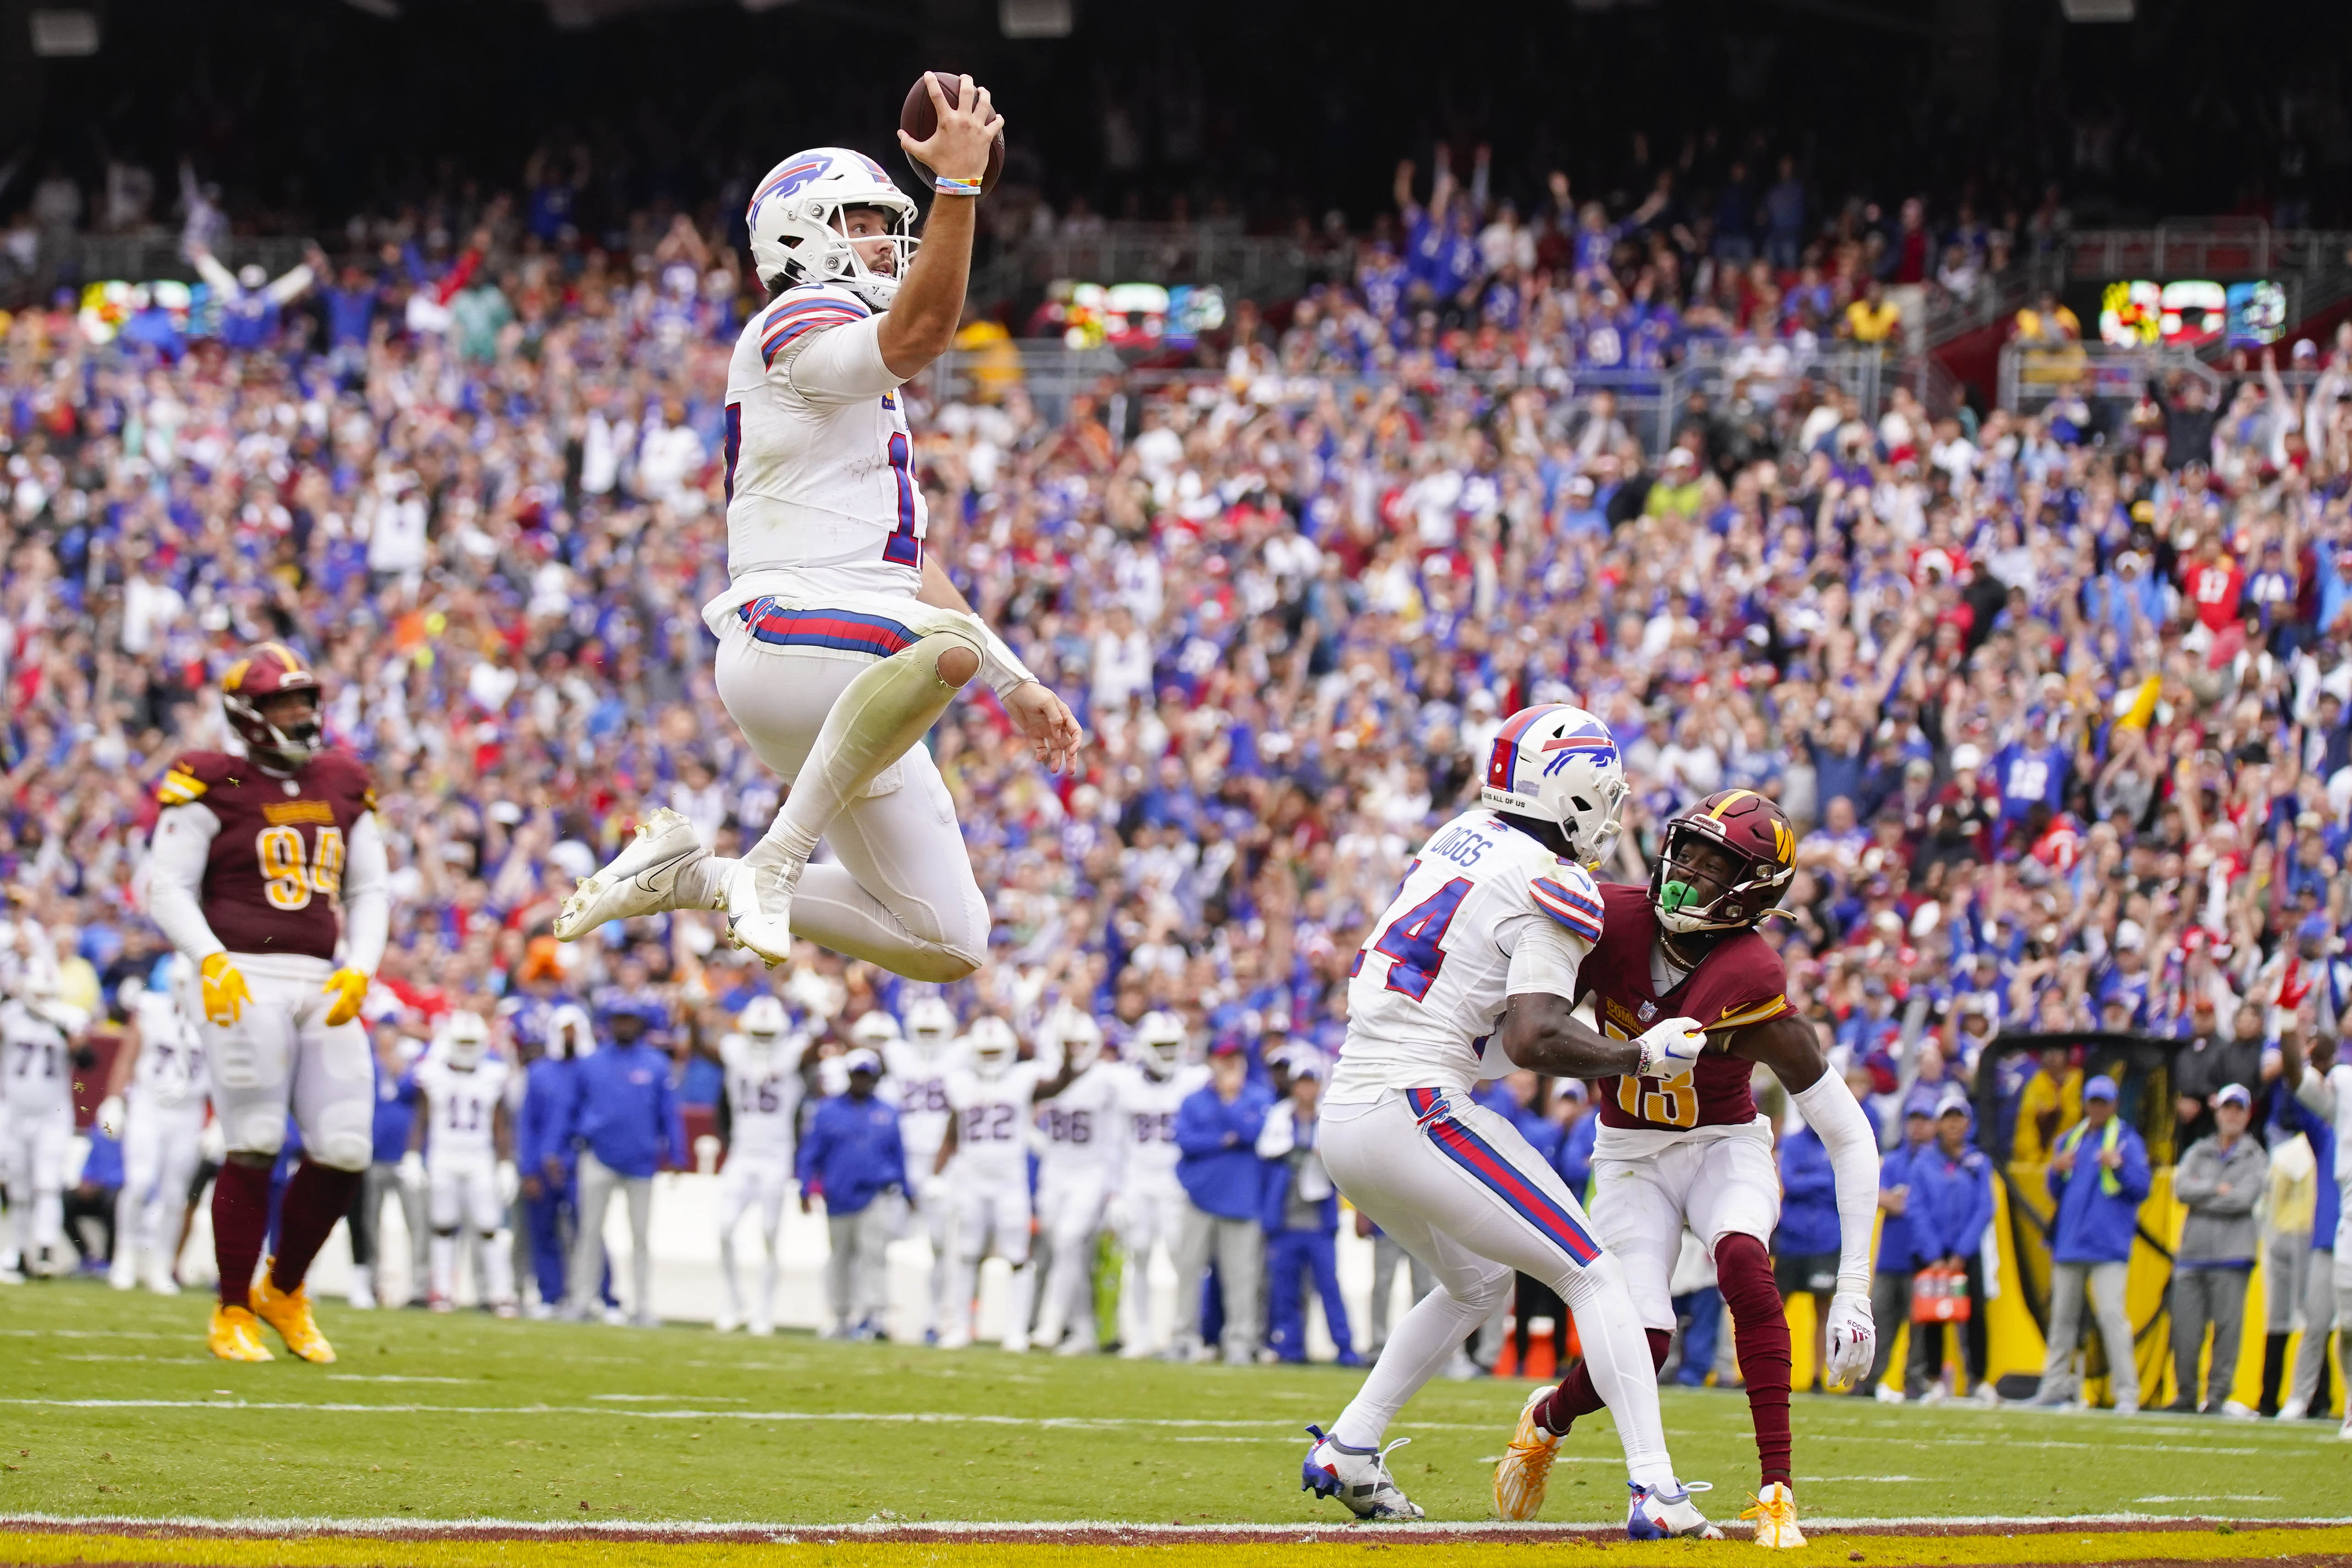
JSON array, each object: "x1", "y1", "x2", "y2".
[
  {"x1": 251, "y1": 1265, "x2": 337, "y2": 1363},
  {"x1": 1492, "y1": 1384, "x2": 1562, "y2": 1520},
  {"x1": 1742, "y1": 1482, "x2": 1806, "y2": 1548},
  {"x1": 207, "y1": 1304, "x2": 274, "y2": 1362}
]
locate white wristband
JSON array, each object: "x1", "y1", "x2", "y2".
[{"x1": 980, "y1": 624, "x2": 1038, "y2": 697}]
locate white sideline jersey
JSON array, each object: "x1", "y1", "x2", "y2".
[
  {"x1": 720, "y1": 1032, "x2": 805, "y2": 1164},
  {"x1": 1111, "y1": 1062, "x2": 1205, "y2": 1185},
  {"x1": 946, "y1": 1060, "x2": 1049, "y2": 1183},
  {"x1": 1035, "y1": 1064, "x2": 1120, "y2": 1177},
  {"x1": 883, "y1": 1041, "x2": 962, "y2": 1172},
  {"x1": 1, "y1": 1001, "x2": 75, "y2": 1121},
  {"x1": 415, "y1": 1055, "x2": 512, "y2": 1164},
  {"x1": 713, "y1": 282, "x2": 923, "y2": 617},
  {"x1": 127, "y1": 985, "x2": 208, "y2": 1111},
  {"x1": 1335, "y1": 810, "x2": 1604, "y2": 1099}
]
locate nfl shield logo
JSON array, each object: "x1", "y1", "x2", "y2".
[{"x1": 1638, "y1": 1001, "x2": 1657, "y2": 1022}]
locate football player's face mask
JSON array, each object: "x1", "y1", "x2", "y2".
[
  {"x1": 1658, "y1": 837, "x2": 1743, "y2": 923},
  {"x1": 841, "y1": 208, "x2": 900, "y2": 278}
]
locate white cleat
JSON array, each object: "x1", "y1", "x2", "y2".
[
  {"x1": 747, "y1": 1317, "x2": 774, "y2": 1338},
  {"x1": 1741, "y1": 1480, "x2": 1805, "y2": 1548},
  {"x1": 147, "y1": 1268, "x2": 181, "y2": 1297},
  {"x1": 1301, "y1": 1425, "x2": 1424, "y2": 1520},
  {"x1": 1628, "y1": 1479, "x2": 1721, "y2": 1540},
  {"x1": 553, "y1": 808, "x2": 707, "y2": 941},
  {"x1": 722, "y1": 858, "x2": 798, "y2": 968},
  {"x1": 713, "y1": 1312, "x2": 741, "y2": 1334},
  {"x1": 109, "y1": 1260, "x2": 137, "y2": 1291}
]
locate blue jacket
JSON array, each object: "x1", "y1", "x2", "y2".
[
  {"x1": 517, "y1": 1055, "x2": 581, "y2": 1175},
  {"x1": 795, "y1": 1093, "x2": 906, "y2": 1216},
  {"x1": 1258, "y1": 1108, "x2": 1339, "y2": 1235},
  {"x1": 1554, "y1": 1114, "x2": 1595, "y2": 1204},
  {"x1": 1904, "y1": 1140, "x2": 1995, "y2": 1269},
  {"x1": 1774, "y1": 1125, "x2": 1841, "y2": 1258},
  {"x1": 2048, "y1": 1116, "x2": 2152, "y2": 1264},
  {"x1": 2275, "y1": 1093, "x2": 2338, "y2": 1251},
  {"x1": 1176, "y1": 1080, "x2": 1273, "y2": 1221},
  {"x1": 1877, "y1": 1142, "x2": 1929, "y2": 1272},
  {"x1": 371, "y1": 1057, "x2": 419, "y2": 1164},
  {"x1": 1474, "y1": 1081, "x2": 1561, "y2": 1164},
  {"x1": 573, "y1": 1041, "x2": 686, "y2": 1178}
]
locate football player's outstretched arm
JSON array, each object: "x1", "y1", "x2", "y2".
[
  {"x1": 915, "y1": 549, "x2": 1083, "y2": 772},
  {"x1": 877, "y1": 73, "x2": 1004, "y2": 379},
  {"x1": 1495, "y1": 916, "x2": 1707, "y2": 1079},
  {"x1": 1734, "y1": 1012, "x2": 1880, "y2": 1387}
]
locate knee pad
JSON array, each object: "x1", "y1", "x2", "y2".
[
  {"x1": 911, "y1": 625, "x2": 985, "y2": 689},
  {"x1": 1446, "y1": 1261, "x2": 1514, "y2": 1318},
  {"x1": 313, "y1": 1133, "x2": 373, "y2": 1174},
  {"x1": 225, "y1": 1109, "x2": 287, "y2": 1160}
]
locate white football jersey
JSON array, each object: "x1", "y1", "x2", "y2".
[
  {"x1": 1035, "y1": 1063, "x2": 1121, "y2": 1177},
  {"x1": 717, "y1": 283, "x2": 924, "y2": 605},
  {"x1": 720, "y1": 1032, "x2": 804, "y2": 1163},
  {"x1": 0, "y1": 1001, "x2": 74, "y2": 1121},
  {"x1": 127, "y1": 986, "x2": 208, "y2": 1111},
  {"x1": 882, "y1": 1040, "x2": 962, "y2": 1171},
  {"x1": 415, "y1": 1054, "x2": 512, "y2": 1164},
  {"x1": 1111, "y1": 1061, "x2": 1206, "y2": 1185},
  {"x1": 945, "y1": 1059, "x2": 1048, "y2": 1182},
  {"x1": 1335, "y1": 810, "x2": 1604, "y2": 1098}
]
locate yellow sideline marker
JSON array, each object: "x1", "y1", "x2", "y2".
[{"x1": 4, "y1": 1525, "x2": 2351, "y2": 1568}]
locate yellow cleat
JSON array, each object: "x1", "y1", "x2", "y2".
[
  {"x1": 1742, "y1": 1481, "x2": 1806, "y2": 1549},
  {"x1": 207, "y1": 1304, "x2": 274, "y2": 1362},
  {"x1": 1492, "y1": 1383, "x2": 1562, "y2": 1521},
  {"x1": 251, "y1": 1266, "x2": 337, "y2": 1363}
]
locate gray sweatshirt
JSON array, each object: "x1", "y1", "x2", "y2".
[{"x1": 2172, "y1": 1131, "x2": 2269, "y2": 1266}]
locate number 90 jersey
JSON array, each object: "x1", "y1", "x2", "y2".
[
  {"x1": 1335, "y1": 811, "x2": 1605, "y2": 1098},
  {"x1": 152, "y1": 749, "x2": 376, "y2": 964}
]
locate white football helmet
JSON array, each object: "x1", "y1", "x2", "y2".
[
  {"x1": 547, "y1": 1003, "x2": 594, "y2": 1061},
  {"x1": 905, "y1": 997, "x2": 956, "y2": 1058},
  {"x1": 1478, "y1": 702, "x2": 1628, "y2": 866},
  {"x1": 1047, "y1": 1006, "x2": 1104, "y2": 1070},
  {"x1": 966, "y1": 1015, "x2": 1017, "y2": 1077},
  {"x1": 1135, "y1": 1010, "x2": 1186, "y2": 1078},
  {"x1": 850, "y1": 1009, "x2": 902, "y2": 1051},
  {"x1": 740, "y1": 995, "x2": 790, "y2": 1064},
  {"x1": 443, "y1": 1010, "x2": 490, "y2": 1070},
  {"x1": 746, "y1": 147, "x2": 919, "y2": 309}
]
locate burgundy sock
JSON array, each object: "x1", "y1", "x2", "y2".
[
  {"x1": 1715, "y1": 1232, "x2": 1795, "y2": 1487},
  {"x1": 1535, "y1": 1326, "x2": 1673, "y2": 1434},
  {"x1": 212, "y1": 1161, "x2": 273, "y2": 1311},
  {"x1": 269, "y1": 1160, "x2": 364, "y2": 1294}
]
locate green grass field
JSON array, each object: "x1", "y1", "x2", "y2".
[{"x1": 0, "y1": 1282, "x2": 2344, "y2": 1531}]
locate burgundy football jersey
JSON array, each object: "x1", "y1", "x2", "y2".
[
  {"x1": 153, "y1": 749, "x2": 377, "y2": 963},
  {"x1": 1577, "y1": 882, "x2": 1789, "y2": 1132}
]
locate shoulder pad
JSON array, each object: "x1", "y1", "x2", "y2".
[
  {"x1": 758, "y1": 285, "x2": 872, "y2": 366},
  {"x1": 1528, "y1": 860, "x2": 1604, "y2": 943},
  {"x1": 307, "y1": 750, "x2": 379, "y2": 810},
  {"x1": 156, "y1": 751, "x2": 238, "y2": 806}
]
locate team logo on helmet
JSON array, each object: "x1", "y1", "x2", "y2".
[
  {"x1": 221, "y1": 642, "x2": 326, "y2": 769},
  {"x1": 1478, "y1": 702, "x2": 1628, "y2": 865},
  {"x1": 1650, "y1": 789, "x2": 1800, "y2": 935}
]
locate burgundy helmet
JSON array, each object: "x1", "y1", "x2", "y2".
[
  {"x1": 1649, "y1": 788, "x2": 1798, "y2": 935},
  {"x1": 221, "y1": 642, "x2": 325, "y2": 767}
]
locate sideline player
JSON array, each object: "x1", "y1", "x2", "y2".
[
  {"x1": 882, "y1": 997, "x2": 961, "y2": 1341},
  {"x1": 1491, "y1": 789, "x2": 1880, "y2": 1549},
  {"x1": 1307, "y1": 704, "x2": 1718, "y2": 1537},
  {"x1": 1030, "y1": 1009, "x2": 1117, "y2": 1354},
  {"x1": 715, "y1": 996, "x2": 806, "y2": 1335},
  {"x1": 551, "y1": 77, "x2": 1081, "y2": 977},
  {"x1": 2281, "y1": 1023, "x2": 2352, "y2": 1443},
  {"x1": 1108, "y1": 1010, "x2": 1201, "y2": 1358},
  {"x1": 933, "y1": 1015, "x2": 1081, "y2": 1350},
  {"x1": 142, "y1": 645, "x2": 388, "y2": 1362},
  {"x1": 414, "y1": 1011, "x2": 519, "y2": 1315},
  {"x1": 107, "y1": 956, "x2": 210, "y2": 1293},
  {"x1": 2, "y1": 965, "x2": 88, "y2": 1280}
]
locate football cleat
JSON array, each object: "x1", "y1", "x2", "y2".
[
  {"x1": 554, "y1": 808, "x2": 708, "y2": 941},
  {"x1": 1742, "y1": 1481, "x2": 1805, "y2": 1548},
  {"x1": 1494, "y1": 1384, "x2": 1562, "y2": 1520},
  {"x1": 251, "y1": 1269, "x2": 337, "y2": 1363},
  {"x1": 1301, "y1": 1425, "x2": 1423, "y2": 1520},
  {"x1": 1628, "y1": 1479, "x2": 1720, "y2": 1541},
  {"x1": 109, "y1": 1258, "x2": 137, "y2": 1291},
  {"x1": 722, "y1": 858, "x2": 799, "y2": 968},
  {"x1": 207, "y1": 1304, "x2": 275, "y2": 1362}
]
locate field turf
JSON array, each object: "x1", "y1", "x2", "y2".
[{"x1": 0, "y1": 1283, "x2": 2346, "y2": 1564}]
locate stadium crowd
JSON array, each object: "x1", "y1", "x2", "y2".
[{"x1": 0, "y1": 158, "x2": 2349, "y2": 1413}]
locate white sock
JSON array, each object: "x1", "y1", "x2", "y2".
[
  {"x1": 33, "y1": 1192, "x2": 62, "y2": 1252},
  {"x1": 718, "y1": 1230, "x2": 743, "y2": 1319},
  {"x1": 948, "y1": 1254, "x2": 981, "y2": 1340},
  {"x1": 1558, "y1": 1253, "x2": 1674, "y2": 1490},
  {"x1": 759, "y1": 1240, "x2": 780, "y2": 1324},
  {"x1": 1332, "y1": 1275, "x2": 1500, "y2": 1450},
  {"x1": 1003, "y1": 1261, "x2": 1036, "y2": 1346},
  {"x1": 430, "y1": 1234, "x2": 456, "y2": 1300},
  {"x1": 480, "y1": 1230, "x2": 514, "y2": 1305}
]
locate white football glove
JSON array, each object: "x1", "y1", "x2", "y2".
[
  {"x1": 1822, "y1": 1289, "x2": 1877, "y2": 1391},
  {"x1": 96, "y1": 1095, "x2": 126, "y2": 1139},
  {"x1": 1632, "y1": 1015, "x2": 1707, "y2": 1078}
]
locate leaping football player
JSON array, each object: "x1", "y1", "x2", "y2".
[
  {"x1": 1490, "y1": 789, "x2": 1880, "y2": 1549},
  {"x1": 1306, "y1": 704, "x2": 1721, "y2": 1539},
  {"x1": 551, "y1": 76, "x2": 1081, "y2": 978},
  {"x1": 141, "y1": 645, "x2": 389, "y2": 1362}
]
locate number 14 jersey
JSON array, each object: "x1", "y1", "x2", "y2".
[{"x1": 1335, "y1": 810, "x2": 1605, "y2": 1098}]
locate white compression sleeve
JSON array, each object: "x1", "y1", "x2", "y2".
[
  {"x1": 782, "y1": 317, "x2": 903, "y2": 402},
  {"x1": 141, "y1": 804, "x2": 226, "y2": 961},
  {"x1": 339, "y1": 812, "x2": 391, "y2": 974},
  {"x1": 1791, "y1": 1069, "x2": 1880, "y2": 1293}
]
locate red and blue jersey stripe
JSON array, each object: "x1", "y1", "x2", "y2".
[
  {"x1": 1405, "y1": 1088, "x2": 1601, "y2": 1266},
  {"x1": 737, "y1": 600, "x2": 915, "y2": 660},
  {"x1": 759, "y1": 290, "x2": 871, "y2": 368},
  {"x1": 1531, "y1": 875, "x2": 1605, "y2": 941}
]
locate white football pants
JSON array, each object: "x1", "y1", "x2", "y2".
[
  {"x1": 718, "y1": 1152, "x2": 792, "y2": 1327},
  {"x1": 1320, "y1": 1088, "x2": 1675, "y2": 1490},
  {"x1": 1034, "y1": 1167, "x2": 1111, "y2": 1349},
  {"x1": 910, "y1": 1166, "x2": 955, "y2": 1337},
  {"x1": 1588, "y1": 1123, "x2": 1781, "y2": 1332},
  {"x1": 691, "y1": 601, "x2": 990, "y2": 982},
  {"x1": 3, "y1": 1110, "x2": 71, "y2": 1260},
  {"x1": 947, "y1": 1169, "x2": 1033, "y2": 1348},
  {"x1": 429, "y1": 1154, "x2": 513, "y2": 1307},
  {"x1": 114, "y1": 1101, "x2": 205, "y2": 1278},
  {"x1": 201, "y1": 954, "x2": 373, "y2": 1171},
  {"x1": 1116, "y1": 1177, "x2": 1189, "y2": 1355}
]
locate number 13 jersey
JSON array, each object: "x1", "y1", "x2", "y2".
[
  {"x1": 150, "y1": 749, "x2": 378, "y2": 963},
  {"x1": 1335, "y1": 810, "x2": 1605, "y2": 1099}
]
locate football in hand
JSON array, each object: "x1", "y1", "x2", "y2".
[{"x1": 900, "y1": 71, "x2": 1006, "y2": 196}]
